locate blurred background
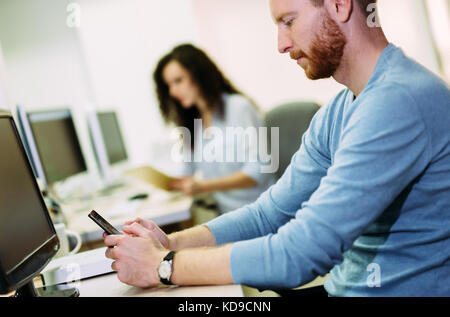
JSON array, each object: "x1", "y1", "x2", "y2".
[{"x1": 0, "y1": 0, "x2": 448, "y2": 177}]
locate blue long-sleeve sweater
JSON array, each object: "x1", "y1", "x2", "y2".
[{"x1": 206, "y1": 44, "x2": 450, "y2": 296}]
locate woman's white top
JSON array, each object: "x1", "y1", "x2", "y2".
[{"x1": 182, "y1": 94, "x2": 276, "y2": 213}]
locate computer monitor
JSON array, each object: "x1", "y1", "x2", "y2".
[
  {"x1": 26, "y1": 108, "x2": 87, "y2": 186},
  {"x1": 15, "y1": 104, "x2": 46, "y2": 184},
  {"x1": 0, "y1": 111, "x2": 78, "y2": 297},
  {"x1": 87, "y1": 110, "x2": 128, "y2": 181},
  {"x1": 97, "y1": 111, "x2": 128, "y2": 165}
]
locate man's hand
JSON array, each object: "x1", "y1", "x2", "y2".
[
  {"x1": 124, "y1": 218, "x2": 170, "y2": 249},
  {"x1": 104, "y1": 223, "x2": 169, "y2": 288}
]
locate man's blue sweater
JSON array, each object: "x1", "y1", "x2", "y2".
[{"x1": 206, "y1": 44, "x2": 450, "y2": 296}]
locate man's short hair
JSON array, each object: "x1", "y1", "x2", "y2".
[{"x1": 310, "y1": 0, "x2": 378, "y2": 17}]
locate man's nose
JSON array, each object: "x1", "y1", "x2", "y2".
[{"x1": 278, "y1": 29, "x2": 293, "y2": 54}]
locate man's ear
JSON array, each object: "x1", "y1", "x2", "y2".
[{"x1": 325, "y1": 0, "x2": 353, "y2": 23}]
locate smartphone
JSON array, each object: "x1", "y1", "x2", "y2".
[{"x1": 88, "y1": 210, "x2": 121, "y2": 235}]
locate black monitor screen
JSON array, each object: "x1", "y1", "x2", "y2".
[
  {"x1": 27, "y1": 110, "x2": 87, "y2": 184},
  {"x1": 97, "y1": 112, "x2": 128, "y2": 165},
  {"x1": 0, "y1": 117, "x2": 55, "y2": 275}
]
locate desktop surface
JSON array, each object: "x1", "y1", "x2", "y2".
[
  {"x1": 74, "y1": 272, "x2": 243, "y2": 297},
  {"x1": 38, "y1": 246, "x2": 243, "y2": 297},
  {"x1": 62, "y1": 181, "x2": 192, "y2": 243}
]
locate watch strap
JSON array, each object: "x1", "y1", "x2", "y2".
[{"x1": 164, "y1": 250, "x2": 175, "y2": 262}]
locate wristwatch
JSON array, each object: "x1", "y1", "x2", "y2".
[{"x1": 157, "y1": 251, "x2": 175, "y2": 285}]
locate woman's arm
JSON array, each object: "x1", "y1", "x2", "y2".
[
  {"x1": 170, "y1": 172, "x2": 257, "y2": 196},
  {"x1": 198, "y1": 171, "x2": 257, "y2": 193}
]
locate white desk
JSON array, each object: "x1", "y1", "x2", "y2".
[
  {"x1": 75, "y1": 272, "x2": 244, "y2": 297},
  {"x1": 62, "y1": 182, "x2": 192, "y2": 243},
  {"x1": 49, "y1": 182, "x2": 240, "y2": 298}
]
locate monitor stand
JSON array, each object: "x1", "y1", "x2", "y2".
[{"x1": 14, "y1": 281, "x2": 80, "y2": 297}]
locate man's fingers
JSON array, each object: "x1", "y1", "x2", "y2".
[
  {"x1": 105, "y1": 246, "x2": 117, "y2": 259},
  {"x1": 111, "y1": 260, "x2": 119, "y2": 272},
  {"x1": 124, "y1": 217, "x2": 142, "y2": 226},
  {"x1": 149, "y1": 225, "x2": 170, "y2": 248},
  {"x1": 122, "y1": 222, "x2": 149, "y2": 238},
  {"x1": 104, "y1": 233, "x2": 124, "y2": 247}
]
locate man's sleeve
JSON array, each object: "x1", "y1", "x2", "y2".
[
  {"x1": 206, "y1": 104, "x2": 330, "y2": 245},
  {"x1": 228, "y1": 88, "x2": 431, "y2": 289}
]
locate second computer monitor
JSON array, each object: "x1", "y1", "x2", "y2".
[
  {"x1": 88, "y1": 110, "x2": 128, "y2": 180},
  {"x1": 27, "y1": 109, "x2": 87, "y2": 185},
  {"x1": 97, "y1": 111, "x2": 128, "y2": 165}
]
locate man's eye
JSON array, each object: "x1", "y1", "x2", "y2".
[{"x1": 284, "y1": 19, "x2": 294, "y2": 27}]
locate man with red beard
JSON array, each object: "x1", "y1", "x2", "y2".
[{"x1": 104, "y1": 0, "x2": 450, "y2": 296}]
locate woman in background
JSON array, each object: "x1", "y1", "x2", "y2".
[{"x1": 153, "y1": 44, "x2": 275, "y2": 215}]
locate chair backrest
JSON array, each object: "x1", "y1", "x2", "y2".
[{"x1": 265, "y1": 101, "x2": 320, "y2": 180}]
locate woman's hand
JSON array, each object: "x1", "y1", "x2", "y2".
[{"x1": 169, "y1": 176, "x2": 205, "y2": 196}]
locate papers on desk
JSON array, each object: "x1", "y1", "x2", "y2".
[
  {"x1": 103, "y1": 199, "x2": 143, "y2": 218},
  {"x1": 40, "y1": 247, "x2": 113, "y2": 286},
  {"x1": 125, "y1": 165, "x2": 176, "y2": 191}
]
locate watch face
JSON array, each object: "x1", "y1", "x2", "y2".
[{"x1": 158, "y1": 261, "x2": 172, "y2": 279}]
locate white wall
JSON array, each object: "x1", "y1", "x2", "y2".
[
  {"x1": 378, "y1": 0, "x2": 442, "y2": 77},
  {"x1": 75, "y1": 0, "x2": 198, "y2": 167},
  {"x1": 0, "y1": 42, "x2": 11, "y2": 110},
  {"x1": 425, "y1": 0, "x2": 450, "y2": 81},
  {"x1": 0, "y1": 0, "x2": 100, "y2": 186},
  {"x1": 0, "y1": 0, "x2": 92, "y2": 108},
  {"x1": 190, "y1": 0, "x2": 447, "y2": 111}
]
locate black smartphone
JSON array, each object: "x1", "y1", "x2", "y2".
[{"x1": 88, "y1": 210, "x2": 121, "y2": 235}]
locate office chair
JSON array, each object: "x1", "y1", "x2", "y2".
[{"x1": 265, "y1": 101, "x2": 320, "y2": 180}]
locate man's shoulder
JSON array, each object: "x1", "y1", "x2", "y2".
[
  {"x1": 365, "y1": 46, "x2": 450, "y2": 107},
  {"x1": 361, "y1": 74, "x2": 449, "y2": 118}
]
